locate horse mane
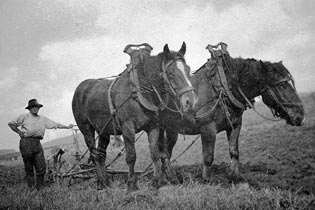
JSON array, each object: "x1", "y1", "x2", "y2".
[
  {"x1": 228, "y1": 56, "x2": 293, "y2": 87},
  {"x1": 137, "y1": 51, "x2": 185, "y2": 93},
  {"x1": 231, "y1": 57, "x2": 261, "y2": 84}
]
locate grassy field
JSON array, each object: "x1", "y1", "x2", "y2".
[{"x1": 1, "y1": 92, "x2": 315, "y2": 209}]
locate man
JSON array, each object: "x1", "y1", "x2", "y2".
[{"x1": 8, "y1": 99, "x2": 74, "y2": 190}]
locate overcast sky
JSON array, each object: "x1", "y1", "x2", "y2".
[{"x1": 1, "y1": 0, "x2": 314, "y2": 150}]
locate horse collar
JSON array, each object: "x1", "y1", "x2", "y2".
[{"x1": 210, "y1": 56, "x2": 246, "y2": 110}]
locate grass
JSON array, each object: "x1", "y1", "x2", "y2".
[
  {"x1": 1, "y1": 179, "x2": 314, "y2": 210},
  {"x1": 1, "y1": 92, "x2": 315, "y2": 209}
]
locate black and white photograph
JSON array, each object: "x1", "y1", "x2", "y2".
[{"x1": 1, "y1": 0, "x2": 314, "y2": 209}]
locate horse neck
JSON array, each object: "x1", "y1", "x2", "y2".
[
  {"x1": 230, "y1": 57, "x2": 264, "y2": 101},
  {"x1": 139, "y1": 55, "x2": 164, "y2": 88},
  {"x1": 191, "y1": 66, "x2": 216, "y2": 106}
]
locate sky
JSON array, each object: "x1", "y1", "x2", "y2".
[{"x1": 1, "y1": 0, "x2": 314, "y2": 150}]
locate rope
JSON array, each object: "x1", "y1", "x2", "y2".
[
  {"x1": 237, "y1": 86, "x2": 282, "y2": 122},
  {"x1": 220, "y1": 50, "x2": 282, "y2": 123},
  {"x1": 62, "y1": 131, "x2": 145, "y2": 177},
  {"x1": 194, "y1": 90, "x2": 223, "y2": 119},
  {"x1": 152, "y1": 85, "x2": 182, "y2": 114},
  {"x1": 220, "y1": 96, "x2": 235, "y2": 130},
  {"x1": 62, "y1": 93, "x2": 133, "y2": 177},
  {"x1": 105, "y1": 131, "x2": 145, "y2": 168},
  {"x1": 62, "y1": 149, "x2": 89, "y2": 177},
  {"x1": 96, "y1": 93, "x2": 133, "y2": 139},
  {"x1": 140, "y1": 134, "x2": 201, "y2": 178},
  {"x1": 171, "y1": 135, "x2": 200, "y2": 164}
]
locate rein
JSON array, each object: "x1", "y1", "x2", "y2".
[
  {"x1": 237, "y1": 86, "x2": 282, "y2": 121},
  {"x1": 196, "y1": 43, "x2": 284, "y2": 125},
  {"x1": 152, "y1": 85, "x2": 183, "y2": 115}
]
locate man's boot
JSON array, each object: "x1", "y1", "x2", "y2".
[
  {"x1": 36, "y1": 175, "x2": 45, "y2": 190},
  {"x1": 26, "y1": 175, "x2": 35, "y2": 189}
]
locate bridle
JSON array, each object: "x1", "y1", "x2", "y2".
[
  {"x1": 161, "y1": 57, "x2": 194, "y2": 97},
  {"x1": 260, "y1": 76, "x2": 303, "y2": 118},
  {"x1": 152, "y1": 56, "x2": 194, "y2": 114}
]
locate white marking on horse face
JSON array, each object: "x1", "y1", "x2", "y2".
[{"x1": 176, "y1": 61, "x2": 192, "y2": 87}]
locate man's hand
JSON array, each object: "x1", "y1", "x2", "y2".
[{"x1": 68, "y1": 124, "x2": 75, "y2": 129}]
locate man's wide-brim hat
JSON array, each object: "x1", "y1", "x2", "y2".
[{"x1": 25, "y1": 99, "x2": 43, "y2": 109}]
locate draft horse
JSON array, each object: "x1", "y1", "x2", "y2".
[
  {"x1": 159, "y1": 42, "x2": 305, "y2": 184},
  {"x1": 72, "y1": 42, "x2": 196, "y2": 191}
]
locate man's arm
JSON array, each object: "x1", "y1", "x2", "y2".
[
  {"x1": 8, "y1": 123, "x2": 25, "y2": 138},
  {"x1": 57, "y1": 124, "x2": 74, "y2": 129},
  {"x1": 43, "y1": 116, "x2": 74, "y2": 130}
]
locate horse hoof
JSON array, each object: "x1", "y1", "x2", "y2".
[
  {"x1": 150, "y1": 177, "x2": 161, "y2": 190},
  {"x1": 201, "y1": 175, "x2": 218, "y2": 185},
  {"x1": 97, "y1": 180, "x2": 110, "y2": 190},
  {"x1": 126, "y1": 185, "x2": 139, "y2": 194},
  {"x1": 97, "y1": 184, "x2": 107, "y2": 191},
  {"x1": 169, "y1": 177, "x2": 180, "y2": 185},
  {"x1": 229, "y1": 174, "x2": 246, "y2": 184}
]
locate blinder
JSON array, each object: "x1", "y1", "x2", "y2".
[{"x1": 261, "y1": 76, "x2": 303, "y2": 118}]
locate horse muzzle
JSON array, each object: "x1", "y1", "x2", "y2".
[
  {"x1": 287, "y1": 115, "x2": 305, "y2": 126},
  {"x1": 285, "y1": 107, "x2": 305, "y2": 126},
  {"x1": 180, "y1": 89, "x2": 196, "y2": 113}
]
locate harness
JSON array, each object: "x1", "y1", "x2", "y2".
[
  {"x1": 194, "y1": 42, "x2": 246, "y2": 126},
  {"x1": 195, "y1": 42, "x2": 302, "y2": 125},
  {"x1": 107, "y1": 43, "x2": 193, "y2": 134}
]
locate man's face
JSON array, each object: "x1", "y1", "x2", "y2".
[{"x1": 29, "y1": 106, "x2": 40, "y2": 115}]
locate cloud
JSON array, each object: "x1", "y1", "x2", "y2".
[
  {"x1": 39, "y1": 36, "x2": 128, "y2": 84},
  {"x1": 38, "y1": 0, "x2": 315, "y2": 92},
  {"x1": 2, "y1": 0, "x2": 315, "y2": 149},
  {"x1": 0, "y1": 67, "x2": 18, "y2": 90}
]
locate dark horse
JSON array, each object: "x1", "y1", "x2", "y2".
[
  {"x1": 72, "y1": 43, "x2": 196, "y2": 191},
  {"x1": 158, "y1": 43, "x2": 304, "y2": 184}
]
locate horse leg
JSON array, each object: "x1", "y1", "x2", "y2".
[
  {"x1": 160, "y1": 129, "x2": 180, "y2": 185},
  {"x1": 226, "y1": 120, "x2": 243, "y2": 182},
  {"x1": 147, "y1": 127, "x2": 163, "y2": 189},
  {"x1": 200, "y1": 123, "x2": 217, "y2": 182},
  {"x1": 95, "y1": 134, "x2": 111, "y2": 189},
  {"x1": 165, "y1": 128, "x2": 179, "y2": 160},
  {"x1": 122, "y1": 123, "x2": 138, "y2": 193},
  {"x1": 79, "y1": 124, "x2": 108, "y2": 189}
]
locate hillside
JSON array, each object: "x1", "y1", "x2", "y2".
[{"x1": 42, "y1": 133, "x2": 85, "y2": 149}]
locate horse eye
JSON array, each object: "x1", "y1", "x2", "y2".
[{"x1": 167, "y1": 70, "x2": 175, "y2": 76}]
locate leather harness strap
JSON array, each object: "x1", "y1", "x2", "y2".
[
  {"x1": 129, "y1": 64, "x2": 159, "y2": 112},
  {"x1": 216, "y1": 60, "x2": 246, "y2": 110},
  {"x1": 205, "y1": 43, "x2": 246, "y2": 110}
]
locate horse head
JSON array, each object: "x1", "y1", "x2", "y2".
[
  {"x1": 259, "y1": 61, "x2": 304, "y2": 126},
  {"x1": 161, "y1": 42, "x2": 196, "y2": 113}
]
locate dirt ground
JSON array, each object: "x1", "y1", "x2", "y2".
[
  {"x1": 171, "y1": 112, "x2": 315, "y2": 195},
  {"x1": 1, "y1": 95, "x2": 314, "y2": 196}
]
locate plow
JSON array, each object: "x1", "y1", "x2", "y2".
[{"x1": 46, "y1": 126, "x2": 201, "y2": 185}]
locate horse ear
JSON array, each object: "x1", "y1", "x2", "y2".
[
  {"x1": 163, "y1": 44, "x2": 170, "y2": 57},
  {"x1": 259, "y1": 60, "x2": 268, "y2": 73},
  {"x1": 179, "y1": 42, "x2": 186, "y2": 56}
]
